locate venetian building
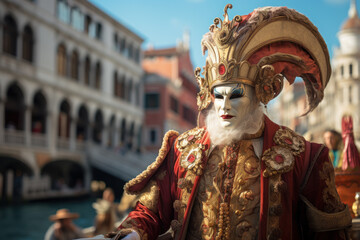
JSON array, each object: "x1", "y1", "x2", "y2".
[
  {"x1": 328, "y1": 0, "x2": 360, "y2": 141},
  {"x1": 0, "y1": 0, "x2": 144, "y2": 201},
  {"x1": 272, "y1": 0, "x2": 360, "y2": 143}
]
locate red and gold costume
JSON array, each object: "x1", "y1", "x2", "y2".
[
  {"x1": 118, "y1": 117, "x2": 351, "y2": 240},
  {"x1": 116, "y1": 5, "x2": 352, "y2": 240}
]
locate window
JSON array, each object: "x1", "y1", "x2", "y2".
[
  {"x1": 120, "y1": 38, "x2": 126, "y2": 53},
  {"x1": 89, "y1": 22, "x2": 96, "y2": 38},
  {"x1": 183, "y1": 105, "x2": 196, "y2": 125},
  {"x1": 134, "y1": 48, "x2": 140, "y2": 64},
  {"x1": 84, "y1": 15, "x2": 91, "y2": 34},
  {"x1": 149, "y1": 129, "x2": 157, "y2": 144},
  {"x1": 70, "y1": 7, "x2": 84, "y2": 31},
  {"x1": 128, "y1": 44, "x2": 133, "y2": 59},
  {"x1": 127, "y1": 81, "x2": 132, "y2": 102},
  {"x1": 170, "y1": 95, "x2": 178, "y2": 113},
  {"x1": 22, "y1": 25, "x2": 34, "y2": 62},
  {"x1": 145, "y1": 93, "x2": 160, "y2": 109},
  {"x1": 113, "y1": 71, "x2": 118, "y2": 96},
  {"x1": 350, "y1": 64, "x2": 353, "y2": 77},
  {"x1": 57, "y1": 44, "x2": 67, "y2": 76},
  {"x1": 120, "y1": 76, "x2": 125, "y2": 99},
  {"x1": 95, "y1": 62, "x2": 102, "y2": 89},
  {"x1": 113, "y1": 33, "x2": 119, "y2": 51},
  {"x1": 349, "y1": 85, "x2": 352, "y2": 104},
  {"x1": 341, "y1": 65, "x2": 344, "y2": 77},
  {"x1": 70, "y1": 50, "x2": 79, "y2": 80},
  {"x1": 57, "y1": 0, "x2": 69, "y2": 23},
  {"x1": 95, "y1": 23, "x2": 102, "y2": 40},
  {"x1": 3, "y1": 15, "x2": 18, "y2": 56},
  {"x1": 84, "y1": 56, "x2": 90, "y2": 85}
]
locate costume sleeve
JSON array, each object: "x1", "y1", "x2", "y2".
[
  {"x1": 115, "y1": 131, "x2": 179, "y2": 240},
  {"x1": 300, "y1": 145, "x2": 352, "y2": 240}
]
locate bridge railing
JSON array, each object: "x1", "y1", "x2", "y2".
[
  {"x1": 31, "y1": 133, "x2": 48, "y2": 148},
  {"x1": 4, "y1": 130, "x2": 25, "y2": 145}
]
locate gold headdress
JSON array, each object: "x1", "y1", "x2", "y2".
[{"x1": 196, "y1": 4, "x2": 331, "y2": 114}]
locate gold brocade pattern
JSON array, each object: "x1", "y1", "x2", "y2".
[
  {"x1": 138, "y1": 180, "x2": 160, "y2": 213},
  {"x1": 319, "y1": 160, "x2": 345, "y2": 213},
  {"x1": 187, "y1": 140, "x2": 261, "y2": 240}
]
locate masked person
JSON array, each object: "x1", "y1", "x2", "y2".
[{"x1": 113, "y1": 5, "x2": 352, "y2": 240}]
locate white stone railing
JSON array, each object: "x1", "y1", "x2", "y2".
[
  {"x1": 31, "y1": 133, "x2": 48, "y2": 148},
  {"x1": 4, "y1": 130, "x2": 25, "y2": 145},
  {"x1": 57, "y1": 137, "x2": 70, "y2": 150}
]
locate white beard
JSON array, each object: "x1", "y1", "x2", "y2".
[{"x1": 205, "y1": 103, "x2": 264, "y2": 146}]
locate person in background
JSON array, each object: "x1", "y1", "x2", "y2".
[
  {"x1": 44, "y1": 208, "x2": 85, "y2": 240},
  {"x1": 92, "y1": 198, "x2": 116, "y2": 236},
  {"x1": 323, "y1": 129, "x2": 343, "y2": 168}
]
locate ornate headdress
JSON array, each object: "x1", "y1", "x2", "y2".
[{"x1": 195, "y1": 4, "x2": 331, "y2": 115}]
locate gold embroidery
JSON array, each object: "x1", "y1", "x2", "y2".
[
  {"x1": 273, "y1": 127, "x2": 305, "y2": 155},
  {"x1": 262, "y1": 146, "x2": 295, "y2": 177},
  {"x1": 267, "y1": 174, "x2": 283, "y2": 239},
  {"x1": 188, "y1": 141, "x2": 260, "y2": 240},
  {"x1": 138, "y1": 180, "x2": 160, "y2": 213},
  {"x1": 177, "y1": 127, "x2": 205, "y2": 152},
  {"x1": 125, "y1": 130, "x2": 179, "y2": 194},
  {"x1": 320, "y1": 161, "x2": 345, "y2": 213}
]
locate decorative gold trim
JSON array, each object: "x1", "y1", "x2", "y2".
[
  {"x1": 138, "y1": 180, "x2": 160, "y2": 213},
  {"x1": 124, "y1": 130, "x2": 179, "y2": 194}
]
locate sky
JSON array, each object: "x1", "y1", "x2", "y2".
[{"x1": 89, "y1": 0, "x2": 353, "y2": 70}]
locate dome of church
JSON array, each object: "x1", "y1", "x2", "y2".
[{"x1": 342, "y1": 0, "x2": 360, "y2": 30}]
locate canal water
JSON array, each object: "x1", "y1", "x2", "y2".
[{"x1": 0, "y1": 197, "x2": 98, "y2": 240}]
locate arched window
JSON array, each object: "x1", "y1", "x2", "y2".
[
  {"x1": 32, "y1": 91, "x2": 47, "y2": 134},
  {"x1": 95, "y1": 62, "x2": 102, "y2": 89},
  {"x1": 120, "y1": 118, "x2": 126, "y2": 144},
  {"x1": 57, "y1": 43, "x2": 67, "y2": 76},
  {"x1": 93, "y1": 109, "x2": 103, "y2": 144},
  {"x1": 5, "y1": 82, "x2": 25, "y2": 131},
  {"x1": 108, "y1": 115, "x2": 116, "y2": 147},
  {"x1": 76, "y1": 105, "x2": 89, "y2": 141},
  {"x1": 3, "y1": 15, "x2": 18, "y2": 56},
  {"x1": 84, "y1": 56, "x2": 90, "y2": 85},
  {"x1": 70, "y1": 50, "x2": 79, "y2": 81},
  {"x1": 58, "y1": 100, "x2": 71, "y2": 138},
  {"x1": 57, "y1": 0, "x2": 69, "y2": 23},
  {"x1": 22, "y1": 25, "x2": 34, "y2": 62},
  {"x1": 70, "y1": 7, "x2": 84, "y2": 31}
]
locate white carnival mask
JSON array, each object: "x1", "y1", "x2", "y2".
[{"x1": 213, "y1": 83, "x2": 254, "y2": 129}]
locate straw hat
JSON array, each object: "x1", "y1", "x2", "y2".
[{"x1": 49, "y1": 208, "x2": 79, "y2": 221}]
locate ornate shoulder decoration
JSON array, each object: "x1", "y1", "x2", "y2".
[
  {"x1": 262, "y1": 127, "x2": 305, "y2": 177},
  {"x1": 176, "y1": 127, "x2": 208, "y2": 175}
]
